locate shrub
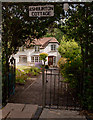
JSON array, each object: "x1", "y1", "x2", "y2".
[
  {"x1": 30, "y1": 66, "x2": 41, "y2": 76},
  {"x1": 57, "y1": 57, "x2": 67, "y2": 68},
  {"x1": 60, "y1": 55, "x2": 82, "y2": 89},
  {"x1": 16, "y1": 69, "x2": 27, "y2": 84},
  {"x1": 39, "y1": 53, "x2": 48, "y2": 65}
]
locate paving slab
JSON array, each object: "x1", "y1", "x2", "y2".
[
  {"x1": 23, "y1": 104, "x2": 38, "y2": 112},
  {"x1": 2, "y1": 103, "x2": 25, "y2": 118},
  {"x1": 7, "y1": 111, "x2": 32, "y2": 119},
  {"x1": 39, "y1": 108, "x2": 87, "y2": 119},
  {"x1": 2, "y1": 103, "x2": 38, "y2": 119}
]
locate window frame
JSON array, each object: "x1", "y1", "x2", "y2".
[
  {"x1": 31, "y1": 56, "x2": 42, "y2": 63},
  {"x1": 31, "y1": 56, "x2": 34, "y2": 63},
  {"x1": 19, "y1": 55, "x2": 27, "y2": 63},
  {"x1": 51, "y1": 44, "x2": 56, "y2": 51},
  {"x1": 35, "y1": 46, "x2": 40, "y2": 52},
  {"x1": 53, "y1": 56, "x2": 56, "y2": 64}
]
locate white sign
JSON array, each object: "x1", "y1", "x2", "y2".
[{"x1": 29, "y1": 5, "x2": 54, "y2": 17}]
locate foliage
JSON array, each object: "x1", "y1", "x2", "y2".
[
  {"x1": 58, "y1": 36, "x2": 81, "y2": 60},
  {"x1": 16, "y1": 66, "x2": 41, "y2": 84},
  {"x1": 29, "y1": 66, "x2": 41, "y2": 76},
  {"x1": 17, "y1": 66, "x2": 41, "y2": 77},
  {"x1": 58, "y1": 3, "x2": 93, "y2": 111},
  {"x1": 16, "y1": 69, "x2": 26, "y2": 84},
  {"x1": 58, "y1": 36, "x2": 82, "y2": 88},
  {"x1": 57, "y1": 57, "x2": 67, "y2": 68},
  {"x1": 39, "y1": 53, "x2": 48, "y2": 65},
  {"x1": 60, "y1": 55, "x2": 82, "y2": 89},
  {"x1": 44, "y1": 27, "x2": 64, "y2": 43}
]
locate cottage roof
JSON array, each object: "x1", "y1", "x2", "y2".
[{"x1": 26, "y1": 37, "x2": 59, "y2": 48}]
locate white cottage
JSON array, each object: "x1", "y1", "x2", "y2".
[{"x1": 13, "y1": 37, "x2": 61, "y2": 67}]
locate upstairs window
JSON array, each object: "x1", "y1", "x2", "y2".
[
  {"x1": 35, "y1": 46, "x2": 40, "y2": 52},
  {"x1": 51, "y1": 45, "x2": 56, "y2": 51}
]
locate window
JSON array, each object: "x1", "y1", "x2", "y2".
[
  {"x1": 35, "y1": 56, "x2": 38, "y2": 62},
  {"x1": 31, "y1": 56, "x2": 42, "y2": 63},
  {"x1": 51, "y1": 45, "x2": 56, "y2": 51},
  {"x1": 53, "y1": 56, "x2": 56, "y2": 64},
  {"x1": 31, "y1": 56, "x2": 34, "y2": 62},
  {"x1": 19, "y1": 55, "x2": 27, "y2": 63},
  {"x1": 35, "y1": 46, "x2": 40, "y2": 52},
  {"x1": 39, "y1": 57, "x2": 42, "y2": 63}
]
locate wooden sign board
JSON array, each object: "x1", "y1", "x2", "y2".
[{"x1": 29, "y1": 5, "x2": 54, "y2": 17}]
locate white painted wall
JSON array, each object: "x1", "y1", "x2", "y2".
[{"x1": 13, "y1": 43, "x2": 61, "y2": 66}]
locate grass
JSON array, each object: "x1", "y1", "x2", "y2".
[{"x1": 16, "y1": 65, "x2": 31, "y2": 71}]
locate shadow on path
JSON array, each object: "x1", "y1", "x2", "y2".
[{"x1": 9, "y1": 74, "x2": 43, "y2": 106}]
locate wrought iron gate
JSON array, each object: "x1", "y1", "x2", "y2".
[
  {"x1": 2, "y1": 57, "x2": 16, "y2": 105},
  {"x1": 42, "y1": 68, "x2": 81, "y2": 110}
]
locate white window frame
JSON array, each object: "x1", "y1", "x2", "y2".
[
  {"x1": 35, "y1": 56, "x2": 38, "y2": 62},
  {"x1": 51, "y1": 45, "x2": 56, "y2": 51},
  {"x1": 53, "y1": 56, "x2": 56, "y2": 64},
  {"x1": 31, "y1": 56, "x2": 42, "y2": 63},
  {"x1": 31, "y1": 56, "x2": 34, "y2": 63},
  {"x1": 35, "y1": 46, "x2": 40, "y2": 52}
]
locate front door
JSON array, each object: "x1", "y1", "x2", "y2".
[{"x1": 48, "y1": 56, "x2": 53, "y2": 66}]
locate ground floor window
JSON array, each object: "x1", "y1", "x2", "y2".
[
  {"x1": 31, "y1": 56, "x2": 34, "y2": 62},
  {"x1": 53, "y1": 56, "x2": 56, "y2": 64},
  {"x1": 31, "y1": 56, "x2": 42, "y2": 63},
  {"x1": 35, "y1": 56, "x2": 38, "y2": 62},
  {"x1": 19, "y1": 55, "x2": 27, "y2": 63}
]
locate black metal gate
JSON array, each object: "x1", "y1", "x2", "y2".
[
  {"x1": 2, "y1": 57, "x2": 16, "y2": 105},
  {"x1": 42, "y1": 68, "x2": 81, "y2": 110}
]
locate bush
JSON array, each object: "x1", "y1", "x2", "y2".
[
  {"x1": 16, "y1": 66, "x2": 41, "y2": 84},
  {"x1": 60, "y1": 55, "x2": 82, "y2": 89},
  {"x1": 57, "y1": 57, "x2": 67, "y2": 68},
  {"x1": 39, "y1": 53, "x2": 48, "y2": 65},
  {"x1": 16, "y1": 69, "x2": 27, "y2": 84},
  {"x1": 30, "y1": 66, "x2": 41, "y2": 76}
]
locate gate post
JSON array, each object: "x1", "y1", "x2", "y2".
[{"x1": 42, "y1": 67, "x2": 45, "y2": 108}]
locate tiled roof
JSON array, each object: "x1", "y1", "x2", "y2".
[{"x1": 26, "y1": 37, "x2": 59, "y2": 48}]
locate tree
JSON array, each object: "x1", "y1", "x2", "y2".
[
  {"x1": 39, "y1": 53, "x2": 48, "y2": 65},
  {"x1": 58, "y1": 3, "x2": 93, "y2": 110},
  {"x1": 2, "y1": 2, "x2": 64, "y2": 104},
  {"x1": 44, "y1": 26, "x2": 64, "y2": 43},
  {"x1": 58, "y1": 36, "x2": 81, "y2": 60}
]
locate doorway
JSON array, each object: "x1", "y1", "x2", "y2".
[{"x1": 48, "y1": 56, "x2": 53, "y2": 66}]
